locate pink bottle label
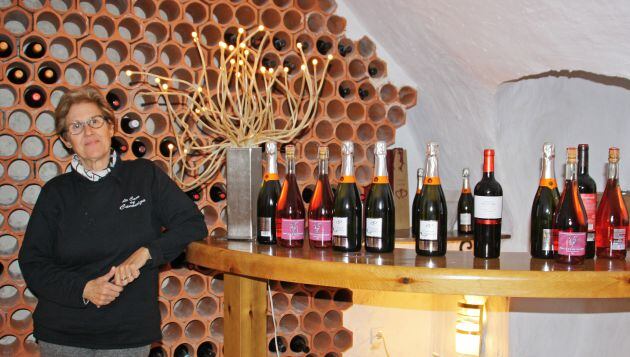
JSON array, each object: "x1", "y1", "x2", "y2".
[
  {"x1": 580, "y1": 193, "x2": 597, "y2": 231},
  {"x1": 558, "y1": 231, "x2": 586, "y2": 256},
  {"x1": 309, "y1": 219, "x2": 332, "y2": 241},
  {"x1": 281, "y1": 219, "x2": 304, "y2": 241}
]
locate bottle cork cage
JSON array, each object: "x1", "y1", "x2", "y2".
[{"x1": 0, "y1": 0, "x2": 417, "y2": 355}]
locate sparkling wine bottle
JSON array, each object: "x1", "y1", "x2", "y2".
[
  {"x1": 411, "y1": 168, "x2": 425, "y2": 240},
  {"x1": 595, "y1": 147, "x2": 628, "y2": 259},
  {"x1": 332, "y1": 141, "x2": 363, "y2": 252},
  {"x1": 414, "y1": 142, "x2": 447, "y2": 256},
  {"x1": 257, "y1": 142, "x2": 282, "y2": 245},
  {"x1": 276, "y1": 145, "x2": 305, "y2": 248},
  {"x1": 577, "y1": 144, "x2": 597, "y2": 258},
  {"x1": 531, "y1": 143, "x2": 560, "y2": 259},
  {"x1": 473, "y1": 149, "x2": 503, "y2": 258},
  {"x1": 365, "y1": 141, "x2": 395, "y2": 253},
  {"x1": 173, "y1": 344, "x2": 191, "y2": 357},
  {"x1": 553, "y1": 147, "x2": 588, "y2": 265},
  {"x1": 457, "y1": 168, "x2": 474, "y2": 235},
  {"x1": 309, "y1": 146, "x2": 334, "y2": 248}
]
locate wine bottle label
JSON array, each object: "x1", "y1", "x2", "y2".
[
  {"x1": 259, "y1": 217, "x2": 272, "y2": 237},
  {"x1": 557, "y1": 231, "x2": 586, "y2": 256},
  {"x1": 587, "y1": 232, "x2": 594, "y2": 242},
  {"x1": 366, "y1": 218, "x2": 383, "y2": 238},
  {"x1": 459, "y1": 213, "x2": 472, "y2": 225},
  {"x1": 542, "y1": 229, "x2": 553, "y2": 251},
  {"x1": 580, "y1": 193, "x2": 597, "y2": 231},
  {"x1": 339, "y1": 176, "x2": 356, "y2": 183},
  {"x1": 419, "y1": 220, "x2": 438, "y2": 241},
  {"x1": 309, "y1": 219, "x2": 332, "y2": 241},
  {"x1": 473, "y1": 196, "x2": 502, "y2": 219},
  {"x1": 264, "y1": 173, "x2": 279, "y2": 181},
  {"x1": 281, "y1": 219, "x2": 304, "y2": 240},
  {"x1": 612, "y1": 228, "x2": 627, "y2": 251},
  {"x1": 332, "y1": 217, "x2": 348, "y2": 237}
]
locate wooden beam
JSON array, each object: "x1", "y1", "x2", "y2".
[{"x1": 224, "y1": 273, "x2": 267, "y2": 357}]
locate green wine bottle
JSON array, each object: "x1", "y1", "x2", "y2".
[
  {"x1": 257, "y1": 142, "x2": 282, "y2": 244},
  {"x1": 365, "y1": 141, "x2": 395, "y2": 253},
  {"x1": 530, "y1": 143, "x2": 560, "y2": 258},
  {"x1": 332, "y1": 141, "x2": 363, "y2": 252}
]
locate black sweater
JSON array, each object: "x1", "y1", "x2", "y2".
[{"x1": 18, "y1": 159, "x2": 208, "y2": 349}]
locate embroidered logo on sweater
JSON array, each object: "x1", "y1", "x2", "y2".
[{"x1": 120, "y1": 195, "x2": 146, "y2": 210}]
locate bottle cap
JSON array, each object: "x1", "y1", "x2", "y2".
[
  {"x1": 417, "y1": 168, "x2": 424, "y2": 177},
  {"x1": 341, "y1": 141, "x2": 354, "y2": 155},
  {"x1": 374, "y1": 141, "x2": 387, "y2": 156},
  {"x1": 566, "y1": 147, "x2": 577, "y2": 162},
  {"x1": 543, "y1": 142, "x2": 554, "y2": 158},
  {"x1": 609, "y1": 147, "x2": 620, "y2": 163},
  {"x1": 426, "y1": 142, "x2": 439, "y2": 156},
  {"x1": 265, "y1": 142, "x2": 277, "y2": 155},
  {"x1": 483, "y1": 149, "x2": 495, "y2": 156},
  {"x1": 462, "y1": 168, "x2": 469, "y2": 177},
  {"x1": 318, "y1": 145, "x2": 329, "y2": 159}
]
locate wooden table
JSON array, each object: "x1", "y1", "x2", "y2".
[{"x1": 187, "y1": 238, "x2": 630, "y2": 356}]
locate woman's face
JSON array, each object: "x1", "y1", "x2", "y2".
[{"x1": 61, "y1": 101, "x2": 114, "y2": 163}]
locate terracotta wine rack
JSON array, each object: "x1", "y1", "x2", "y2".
[{"x1": 0, "y1": 0, "x2": 417, "y2": 355}]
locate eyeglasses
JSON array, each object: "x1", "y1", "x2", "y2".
[{"x1": 66, "y1": 115, "x2": 107, "y2": 135}]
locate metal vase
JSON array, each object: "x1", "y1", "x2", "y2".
[{"x1": 226, "y1": 147, "x2": 262, "y2": 240}]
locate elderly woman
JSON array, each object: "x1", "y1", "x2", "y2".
[{"x1": 18, "y1": 86, "x2": 208, "y2": 356}]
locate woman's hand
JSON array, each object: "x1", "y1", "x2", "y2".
[
  {"x1": 83, "y1": 267, "x2": 123, "y2": 307},
  {"x1": 113, "y1": 247, "x2": 151, "y2": 287}
]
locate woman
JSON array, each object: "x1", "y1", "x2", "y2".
[{"x1": 18, "y1": 86, "x2": 208, "y2": 356}]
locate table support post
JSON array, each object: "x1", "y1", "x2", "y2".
[{"x1": 224, "y1": 273, "x2": 267, "y2": 356}]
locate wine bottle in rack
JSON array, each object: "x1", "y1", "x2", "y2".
[
  {"x1": 37, "y1": 65, "x2": 58, "y2": 84},
  {"x1": 197, "y1": 342, "x2": 217, "y2": 357},
  {"x1": 276, "y1": 145, "x2": 305, "y2": 248},
  {"x1": 7, "y1": 65, "x2": 27, "y2": 85},
  {"x1": 553, "y1": 147, "x2": 588, "y2": 265},
  {"x1": 23, "y1": 38, "x2": 45, "y2": 59},
  {"x1": 595, "y1": 147, "x2": 628, "y2": 260},
  {"x1": 106, "y1": 90, "x2": 121, "y2": 110},
  {"x1": 309, "y1": 146, "x2": 334, "y2": 248},
  {"x1": 131, "y1": 139, "x2": 147, "y2": 158},
  {"x1": 332, "y1": 141, "x2": 363, "y2": 252},
  {"x1": 0, "y1": 37, "x2": 12, "y2": 58},
  {"x1": 290, "y1": 335, "x2": 311, "y2": 353},
  {"x1": 120, "y1": 115, "x2": 141, "y2": 134},
  {"x1": 186, "y1": 186, "x2": 203, "y2": 202},
  {"x1": 530, "y1": 143, "x2": 560, "y2": 259},
  {"x1": 457, "y1": 168, "x2": 474, "y2": 235},
  {"x1": 415, "y1": 142, "x2": 447, "y2": 256},
  {"x1": 210, "y1": 184, "x2": 227, "y2": 202},
  {"x1": 411, "y1": 168, "x2": 425, "y2": 239},
  {"x1": 269, "y1": 336, "x2": 287, "y2": 353},
  {"x1": 24, "y1": 86, "x2": 47, "y2": 108},
  {"x1": 148, "y1": 346, "x2": 167, "y2": 357},
  {"x1": 173, "y1": 344, "x2": 191, "y2": 357},
  {"x1": 473, "y1": 149, "x2": 503, "y2": 258},
  {"x1": 338, "y1": 85, "x2": 351, "y2": 98},
  {"x1": 111, "y1": 136, "x2": 128, "y2": 155},
  {"x1": 365, "y1": 141, "x2": 395, "y2": 253},
  {"x1": 159, "y1": 137, "x2": 177, "y2": 157},
  {"x1": 316, "y1": 39, "x2": 332, "y2": 54},
  {"x1": 272, "y1": 36, "x2": 286, "y2": 51},
  {"x1": 577, "y1": 144, "x2": 596, "y2": 258},
  {"x1": 257, "y1": 142, "x2": 282, "y2": 245}
]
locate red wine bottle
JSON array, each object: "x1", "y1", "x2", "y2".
[
  {"x1": 338, "y1": 85, "x2": 351, "y2": 98},
  {"x1": 269, "y1": 336, "x2": 287, "y2": 353},
  {"x1": 553, "y1": 147, "x2": 588, "y2": 265},
  {"x1": 595, "y1": 147, "x2": 628, "y2": 259},
  {"x1": 7, "y1": 65, "x2": 28, "y2": 84},
  {"x1": 337, "y1": 42, "x2": 353, "y2": 57},
  {"x1": 316, "y1": 39, "x2": 332, "y2": 54},
  {"x1": 415, "y1": 142, "x2": 447, "y2": 256},
  {"x1": 120, "y1": 115, "x2": 141, "y2": 134},
  {"x1": 257, "y1": 142, "x2": 282, "y2": 245},
  {"x1": 332, "y1": 141, "x2": 363, "y2": 252},
  {"x1": 365, "y1": 141, "x2": 395, "y2": 253},
  {"x1": 358, "y1": 87, "x2": 369, "y2": 100},
  {"x1": 272, "y1": 36, "x2": 286, "y2": 51},
  {"x1": 24, "y1": 86, "x2": 47, "y2": 108},
  {"x1": 473, "y1": 149, "x2": 503, "y2": 258},
  {"x1": 290, "y1": 335, "x2": 311, "y2": 353},
  {"x1": 309, "y1": 146, "x2": 334, "y2": 248},
  {"x1": 276, "y1": 145, "x2": 305, "y2": 248},
  {"x1": 0, "y1": 37, "x2": 12, "y2": 58},
  {"x1": 577, "y1": 144, "x2": 596, "y2": 258},
  {"x1": 159, "y1": 137, "x2": 177, "y2": 157},
  {"x1": 23, "y1": 38, "x2": 45, "y2": 59},
  {"x1": 131, "y1": 139, "x2": 147, "y2": 157},
  {"x1": 186, "y1": 186, "x2": 203, "y2": 202},
  {"x1": 411, "y1": 168, "x2": 425, "y2": 239},
  {"x1": 210, "y1": 183, "x2": 227, "y2": 202},
  {"x1": 457, "y1": 168, "x2": 474, "y2": 235},
  {"x1": 197, "y1": 342, "x2": 217, "y2": 357},
  {"x1": 111, "y1": 136, "x2": 128, "y2": 155},
  {"x1": 368, "y1": 66, "x2": 378, "y2": 77},
  {"x1": 106, "y1": 91, "x2": 121, "y2": 110},
  {"x1": 37, "y1": 65, "x2": 58, "y2": 84},
  {"x1": 530, "y1": 143, "x2": 560, "y2": 259},
  {"x1": 173, "y1": 344, "x2": 191, "y2": 357}
]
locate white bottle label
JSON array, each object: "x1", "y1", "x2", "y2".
[
  {"x1": 419, "y1": 220, "x2": 438, "y2": 241},
  {"x1": 332, "y1": 217, "x2": 348, "y2": 237},
  {"x1": 459, "y1": 213, "x2": 472, "y2": 225},
  {"x1": 612, "y1": 228, "x2": 627, "y2": 250},
  {"x1": 542, "y1": 228, "x2": 552, "y2": 251},
  {"x1": 587, "y1": 232, "x2": 595, "y2": 242},
  {"x1": 474, "y1": 195, "x2": 502, "y2": 219},
  {"x1": 366, "y1": 218, "x2": 383, "y2": 238}
]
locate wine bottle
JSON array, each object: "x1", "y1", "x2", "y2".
[
  {"x1": 159, "y1": 137, "x2": 177, "y2": 157},
  {"x1": 332, "y1": 141, "x2": 363, "y2": 252},
  {"x1": 0, "y1": 38, "x2": 12, "y2": 58},
  {"x1": 131, "y1": 139, "x2": 147, "y2": 158},
  {"x1": 106, "y1": 91, "x2": 121, "y2": 110},
  {"x1": 553, "y1": 147, "x2": 588, "y2": 265},
  {"x1": 316, "y1": 39, "x2": 332, "y2": 54},
  {"x1": 197, "y1": 342, "x2": 217, "y2": 357},
  {"x1": 530, "y1": 143, "x2": 560, "y2": 259},
  {"x1": 148, "y1": 346, "x2": 167, "y2": 357},
  {"x1": 7, "y1": 65, "x2": 28, "y2": 85},
  {"x1": 269, "y1": 337, "x2": 287, "y2": 353},
  {"x1": 111, "y1": 136, "x2": 128, "y2": 155},
  {"x1": 257, "y1": 142, "x2": 282, "y2": 245},
  {"x1": 186, "y1": 186, "x2": 203, "y2": 202},
  {"x1": 414, "y1": 142, "x2": 447, "y2": 256},
  {"x1": 577, "y1": 144, "x2": 596, "y2": 258},
  {"x1": 457, "y1": 168, "x2": 474, "y2": 235},
  {"x1": 411, "y1": 168, "x2": 425, "y2": 239},
  {"x1": 24, "y1": 86, "x2": 46, "y2": 108},
  {"x1": 272, "y1": 36, "x2": 286, "y2": 51},
  {"x1": 120, "y1": 115, "x2": 141, "y2": 134},
  {"x1": 37, "y1": 65, "x2": 58, "y2": 84},
  {"x1": 358, "y1": 87, "x2": 369, "y2": 100},
  {"x1": 23, "y1": 38, "x2": 45, "y2": 59},
  {"x1": 290, "y1": 335, "x2": 311, "y2": 353},
  {"x1": 210, "y1": 183, "x2": 227, "y2": 202},
  {"x1": 338, "y1": 43, "x2": 353, "y2": 57},
  {"x1": 173, "y1": 344, "x2": 191, "y2": 357},
  {"x1": 595, "y1": 147, "x2": 628, "y2": 259},
  {"x1": 473, "y1": 149, "x2": 503, "y2": 258},
  {"x1": 309, "y1": 146, "x2": 334, "y2": 248},
  {"x1": 365, "y1": 141, "x2": 395, "y2": 253},
  {"x1": 368, "y1": 66, "x2": 378, "y2": 77},
  {"x1": 276, "y1": 145, "x2": 305, "y2": 248},
  {"x1": 338, "y1": 85, "x2": 351, "y2": 98}
]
